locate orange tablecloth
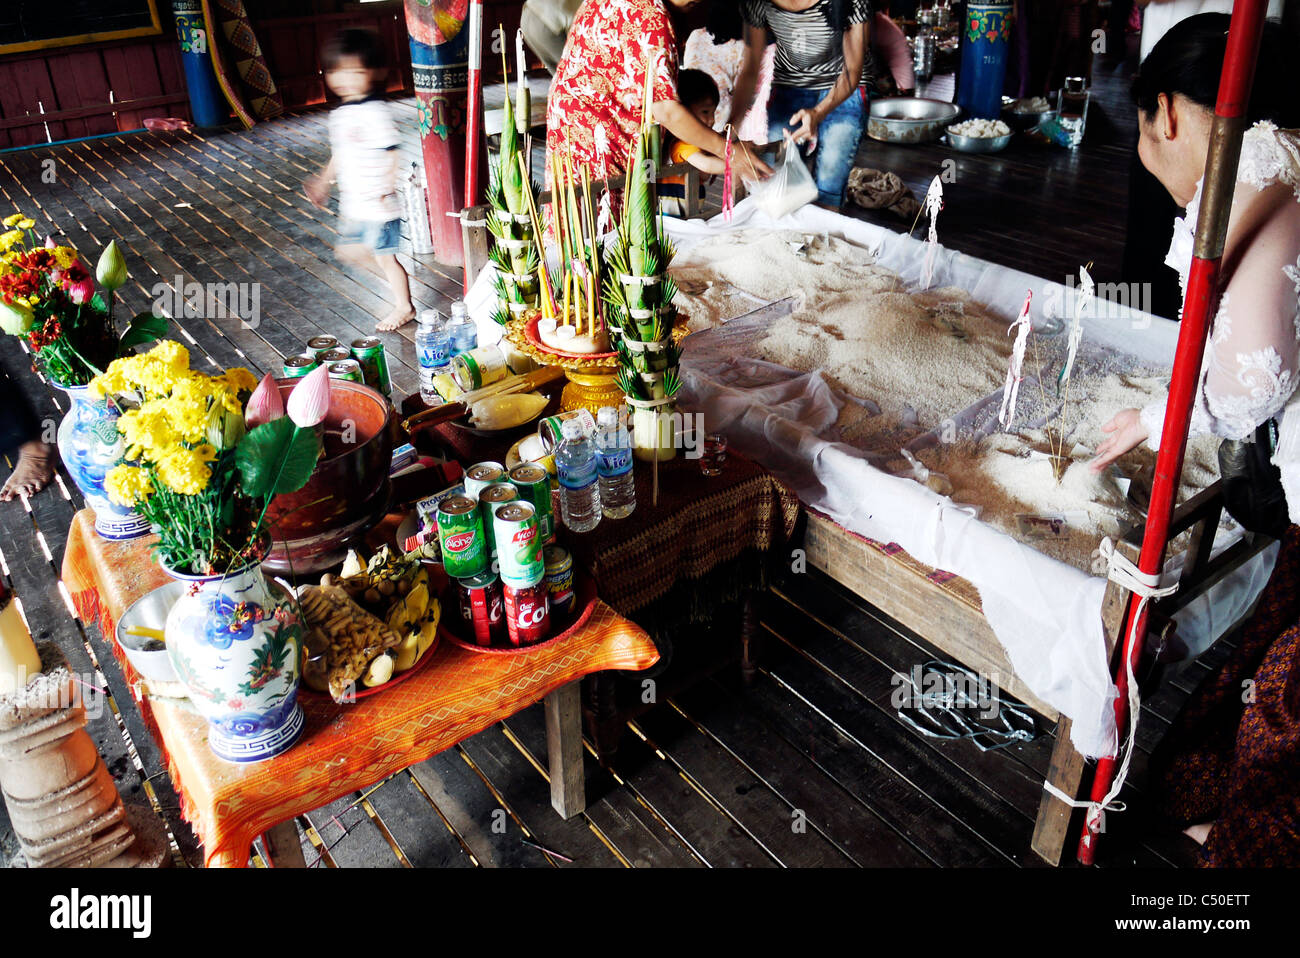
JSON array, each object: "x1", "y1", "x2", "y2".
[{"x1": 62, "y1": 510, "x2": 659, "y2": 867}]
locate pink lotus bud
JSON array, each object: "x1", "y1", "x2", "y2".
[
  {"x1": 245, "y1": 372, "x2": 285, "y2": 428},
  {"x1": 65, "y1": 277, "x2": 95, "y2": 305},
  {"x1": 286, "y1": 363, "x2": 330, "y2": 428},
  {"x1": 44, "y1": 236, "x2": 56, "y2": 249}
]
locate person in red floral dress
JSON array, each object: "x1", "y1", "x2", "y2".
[{"x1": 545, "y1": 0, "x2": 770, "y2": 199}]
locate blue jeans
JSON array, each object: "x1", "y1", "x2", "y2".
[{"x1": 766, "y1": 84, "x2": 866, "y2": 208}]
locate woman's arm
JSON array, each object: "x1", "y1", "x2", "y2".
[
  {"x1": 789, "y1": 21, "x2": 868, "y2": 144},
  {"x1": 653, "y1": 99, "x2": 774, "y2": 176},
  {"x1": 729, "y1": 23, "x2": 770, "y2": 133}
]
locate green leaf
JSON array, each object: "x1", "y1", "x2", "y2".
[
  {"x1": 236, "y1": 419, "x2": 321, "y2": 499},
  {"x1": 118, "y1": 311, "x2": 169, "y2": 353}
]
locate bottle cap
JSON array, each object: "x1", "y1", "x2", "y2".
[
  {"x1": 418, "y1": 309, "x2": 442, "y2": 326},
  {"x1": 560, "y1": 418, "x2": 584, "y2": 441},
  {"x1": 451, "y1": 302, "x2": 468, "y2": 320},
  {"x1": 596, "y1": 406, "x2": 617, "y2": 427}
]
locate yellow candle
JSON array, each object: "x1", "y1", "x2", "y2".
[{"x1": 0, "y1": 587, "x2": 41, "y2": 696}]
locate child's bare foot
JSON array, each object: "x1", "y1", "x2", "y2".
[
  {"x1": 376, "y1": 306, "x2": 416, "y2": 332},
  {"x1": 1, "y1": 441, "x2": 55, "y2": 502}
]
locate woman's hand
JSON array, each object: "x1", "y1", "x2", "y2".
[
  {"x1": 789, "y1": 107, "x2": 822, "y2": 148},
  {"x1": 735, "y1": 141, "x2": 774, "y2": 179},
  {"x1": 1090, "y1": 408, "x2": 1149, "y2": 471}
]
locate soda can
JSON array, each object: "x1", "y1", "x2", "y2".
[
  {"x1": 319, "y1": 347, "x2": 354, "y2": 365},
  {"x1": 327, "y1": 359, "x2": 364, "y2": 383},
  {"x1": 464, "y1": 461, "x2": 506, "y2": 501},
  {"x1": 477, "y1": 482, "x2": 519, "y2": 560},
  {"x1": 452, "y1": 345, "x2": 510, "y2": 392},
  {"x1": 457, "y1": 570, "x2": 505, "y2": 646},
  {"x1": 509, "y1": 462, "x2": 554, "y2": 542},
  {"x1": 543, "y1": 544, "x2": 575, "y2": 616},
  {"x1": 493, "y1": 500, "x2": 544, "y2": 588},
  {"x1": 503, "y1": 580, "x2": 550, "y2": 646},
  {"x1": 307, "y1": 335, "x2": 340, "y2": 360},
  {"x1": 538, "y1": 408, "x2": 595, "y2": 455},
  {"x1": 282, "y1": 354, "x2": 318, "y2": 378},
  {"x1": 350, "y1": 337, "x2": 391, "y2": 396},
  {"x1": 436, "y1": 495, "x2": 487, "y2": 578}
]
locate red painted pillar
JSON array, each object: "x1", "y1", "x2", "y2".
[{"x1": 403, "y1": 0, "x2": 469, "y2": 267}]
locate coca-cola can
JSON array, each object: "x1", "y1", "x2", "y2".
[
  {"x1": 457, "y1": 571, "x2": 505, "y2": 646},
  {"x1": 503, "y1": 580, "x2": 551, "y2": 646}
]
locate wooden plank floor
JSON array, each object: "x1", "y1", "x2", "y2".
[{"x1": 0, "y1": 52, "x2": 1217, "y2": 868}]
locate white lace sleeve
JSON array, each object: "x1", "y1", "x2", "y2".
[{"x1": 1143, "y1": 191, "x2": 1300, "y2": 453}]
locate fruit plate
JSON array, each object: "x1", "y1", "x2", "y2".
[
  {"x1": 299, "y1": 633, "x2": 439, "y2": 702},
  {"x1": 439, "y1": 572, "x2": 597, "y2": 655}
]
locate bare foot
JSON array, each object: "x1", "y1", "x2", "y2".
[
  {"x1": 376, "y1": 306, "x2": 415, "y2": 332},
  {"x1": 1, "y1": 441, "x2": 55, "y2": 502},
  {"x1": 1184, "y1": 822, "x2": 1213, "y2": 845}
]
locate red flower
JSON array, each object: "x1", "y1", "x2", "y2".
[{"x1": 61, "y1": 262, "x2": 94, "y2": 305}]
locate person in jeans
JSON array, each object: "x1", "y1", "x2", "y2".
[{"x1": 730, "y1": 0, "x2": 871, "y2": 209}]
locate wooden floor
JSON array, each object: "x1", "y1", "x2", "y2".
[{"x1": 0, "y1": 48, "x2": 1217, "y2": 868}]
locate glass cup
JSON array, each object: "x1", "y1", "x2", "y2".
[{"x1": 700, "y1": 434, "x2": 728, "y2": 477}]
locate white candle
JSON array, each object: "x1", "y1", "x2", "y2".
[{"x1": 0, "y1": 586, "x2": 41, "y2": 697}]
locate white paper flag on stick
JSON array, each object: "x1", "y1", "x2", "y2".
[
  {"x1": 1058, "y1": 265, "x2": 1093, "y2": 391},
  {"x1": 920, "y1": 176, "x2": 943, "y2": 290},
  {"x1": 999, "y1": 290, "x2": 1034, "y2": 429}
]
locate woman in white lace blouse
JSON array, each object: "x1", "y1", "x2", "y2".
[{"x1": 1091, "y1": 15, "x2": 1300, "y2": 537}]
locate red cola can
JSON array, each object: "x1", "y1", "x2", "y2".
[
  {"x1": 457, "y1": 571, "x2": 505, "y2": 646},
  {"x1": 503, "y1": 580, "x2": 551, "y2": 646}
]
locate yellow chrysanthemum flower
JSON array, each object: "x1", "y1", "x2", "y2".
[
  {"x1": 219, "y1": 367, "x2": 258, "y2": 395},
  {"x1": 15, "y1": 218, "x2": 34, "y2": 231},
  {"x1": 105, "y1": 465, "x2": 154, "y2": 507},
  {"x1": 147, "y1": 340, "x2": 190, "y2": 373},
  {"x1": 0, "y1": 230, "x2": 22, "y2": 252},
  {"x1": 119, "y1": 404, "x2": 179, "y2": 462},
  {"x1": 155, "y1": 447, "x2": 213, "y2": 496},
  {"x1": 51, "y1": 247, "x2": 77, "y2": 270},
  {"x1": 2, "y1": 214, "x2": 23, "y2": 228},
  {"x1": 170, "y1": 397, "x2": 210, "y2": 445}
]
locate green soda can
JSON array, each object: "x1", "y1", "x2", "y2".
[
  {"x1": 282, "y1": 354, "x2": 318, "y2": 378},
  {"x1": 319, "y1": 347, "x2": 353, "y2": 365},
  {"x1": 437, "y1": 495, "x2": 487, "y2": 578},
  {"x1": 350, "y1": 337, "x2": 391, "y2": 396},
  {"x1": 478, "y1": 482, "x2": 519, "y2": 560},
  {"x1": 307, "y1": 336, "x2": 340, "y2": 361},
  {"x1": 327, "y1": 359, "x2": 364, "y2": 383},
  {"x1": 493, "y1": 501, "x2": 544, "y2": 588},
  {"x1": 509, "y1": 462, "x2": 554, "y2": 542}
]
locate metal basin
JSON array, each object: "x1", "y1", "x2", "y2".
[
  {"x1": 945, "y1": 128, "x2": 1013, "y2": 153},
  {"x1": 867, "y1": 97, "x2": 961, "y2": 144}
]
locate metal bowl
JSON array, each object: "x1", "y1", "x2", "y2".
[
  {"x1": 944, "y1": 128, "x2": 1014, "y2": 153},
  {"x1": 1001, "y1": 97, "x2": 1056, "y2": 131},
  {"x1": 116, "y1": 581, "x2": 185, "y2": 685},
  {"x1": 867, "y1": 97, "x2": 961, "y2": 144}
]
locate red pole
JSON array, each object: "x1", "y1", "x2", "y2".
[
  {"x1": 1076, "y1": 0, "x2": 1270, "y2": 865},
  {"x1": 465, "y1": 1, "x2": 484, "y2": 214}
]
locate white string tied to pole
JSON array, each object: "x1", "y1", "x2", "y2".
[{"x1": 1042, "y1": 537, "x2": 1179, "y2": 833}]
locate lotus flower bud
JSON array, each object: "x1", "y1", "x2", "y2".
[
  {"x1": 95, "y1": 239, "x2": 128, "y2": 293},
  {"x1": 244, "y1": 372, "x2": 285, "y2": 429},
  {"x1": 206, "y1": 404, "x2": 246, "y2": 450},
  {"x1": 286, "y1": 363, "x2": 330, "y2": 428},
  {"x1": 0, "y1": 300, "x2": 35, "y2": 335},
  {"x1": 44, "y1": 236, "x2": 56, "y2": 250}
]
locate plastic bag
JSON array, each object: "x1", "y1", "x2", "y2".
[{"x1": 751, "y1": 137, "x2": 818, "y2": 219}]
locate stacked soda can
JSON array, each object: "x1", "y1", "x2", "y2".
[
  {"x1": 464, "y1": 461, "x2": 506, "y2": 500},
  {"x1": 350, "y1": 337, "x2": 392, "y2": 396},
  {"x1": 456, "y1": 571, "x2": 505, "y2": 646},
  {"x1": 327, "y1": 359, "x2": 364, "y2": 383},
  {"x1": 282, "y1": 354, "x2": 317, "y2": 378},
  {"x1": 509, "y1": 462, "x2": 554, "y2": 542},
  {"x1": 477, "y1": 482, "x2": 518, "y2": 565},
  {"x1": 307, "y1": 336, "x2": 340, "y2": 361},
  {"x1": 318, "y1": 346, "x2": 353, "y2": 365},
  {"x1": 543, "y1": 545, "x2": 575, "y2": 616},
  {"x1": 492, "y1": 500, "x2": 550, "y2": 646}
]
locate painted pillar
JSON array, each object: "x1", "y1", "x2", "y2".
[
  {"x1": 404, "y1": 0, "x2": 470, "y2": 267},
  {"x1": 956, "y1": 2, "x2": 1014, "y2": 120},
  {"x1": 171, "y1": 0, "x2": 225, "y2": 128}
]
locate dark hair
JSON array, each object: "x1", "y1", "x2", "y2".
[
  {"x1": 322, "y1": 27, "x2": 388, "y2": 72},
  {"x1": 678, "y1": 69, "x2": 720, "y2": 109},
  {"x1": 707, "y1": 1, "x2": 745, "y2": 43},
  {"x1": 1132, "y1": 14, "x2": 1299, "y2": 127}
]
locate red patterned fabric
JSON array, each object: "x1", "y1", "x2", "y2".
[
  {"x1": 545, "y1": 0, "x2": 679, "y2": 188},
  {"x1": 1151, "y1": 525, "x2": 1300, "y2": 866}
]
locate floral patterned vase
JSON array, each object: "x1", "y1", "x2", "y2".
[
  {"x1": 163, "y1": 561, "x2": 304, "y2": 763},
  {"x1": 56, "y1": 385, "x2": 151, "y2": 540}
]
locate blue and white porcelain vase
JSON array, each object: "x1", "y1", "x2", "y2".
[
  {"x1": 55, "y1": 384, "x2": 151, "y2": 540},
  {"x1": 163, "y1": 560, "x2": 304, "y2": 763}
]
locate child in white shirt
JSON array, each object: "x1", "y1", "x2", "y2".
[{"x1": 305, "y1": 29, "x2": 415, "y2": 331}]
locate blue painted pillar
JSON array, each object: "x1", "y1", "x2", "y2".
[
  {"x1": 171, "y1": 0, "x2": 225, "y2": 128},
  {"x1": 956, "y1": 2, "x2": 1014, "y2": 120}
]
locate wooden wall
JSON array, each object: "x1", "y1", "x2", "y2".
[{"x1": 0, "y1": 0, "x2": 528, "y2": 151}]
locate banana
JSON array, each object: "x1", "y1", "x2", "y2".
[
  {"x1": 363, "y1": 652, "x2": 395, "y2": 688},
  {"x1": 393, "y1": 600, "x2": 441, "y2": 672}
]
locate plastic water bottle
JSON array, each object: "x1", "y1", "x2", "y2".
[
  {"x1": 416, "y1": 309, "x2": 451, "y2": 404},
  {"x1": 447, "y1": 301, "x2": 477, "y2": 357},
  {"x1": 595, "y1": 406, "x2": 636, "y2": 519},
  {"x1": 556, "y1": 417, "x2": 601, "y2": 533}
]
